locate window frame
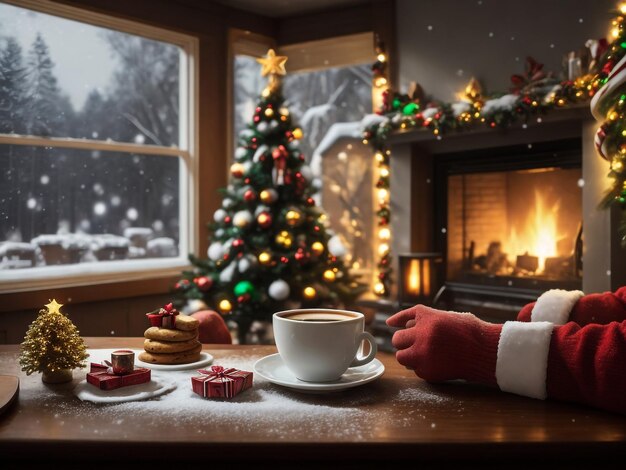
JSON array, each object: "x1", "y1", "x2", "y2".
[{"x1": 0, "y1": 0, "x2": 200, "y2": 295}]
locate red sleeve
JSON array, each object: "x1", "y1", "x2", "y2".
[
  {"x1": 517, "y1": 286, "x2": 626, "y2": 325},
  {"x1": 546, "y1": 320, "x2": 626, "y2": 414}
]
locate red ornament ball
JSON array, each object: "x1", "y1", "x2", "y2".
[
  {"x1": 306, "y1": 197, "x2": 315, "y2": 207},
  {"x1": 224, "y1": 216, "x2": 232, "y2": 224},
  {"x1": 193, "y1": 276, "x2": 213, "y2": 291},
  {"x1": 257, "y1": 212, "x2": 272, "y2": 228},
  {"x1": 232, "y1": 238, "x2": 244, "y2": 248},
  {"x1": 237, "y1": 294, "x2": 251, "y2": 303},
  {"x1": 280, "y1": 256, "x2": 289, "y2": 264},
  {"x1": 243, "y1": 189, "x2": 257, "y2": 202}
]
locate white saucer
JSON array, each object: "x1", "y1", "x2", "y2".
[
  {"x1": 87, "y1": 348, "x2": 213, "y2": 371},
  {"x1": 253, "y1": 353, "x2": 385, "y2": 392}
]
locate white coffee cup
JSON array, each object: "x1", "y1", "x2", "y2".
[{"x1": 273, "y1": 308, "x2": 377, "y2": 382}]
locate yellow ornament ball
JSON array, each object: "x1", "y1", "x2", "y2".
[
  {"x1": 323, "y1": 270, "x2": 336, "y2": 282},
  {"x1": 275, "y1": 231, "x2": 292, "y2": 248},
  {"x1": 303, "y1": 286, "x2": 317, "y2": 299},
  {"x1": 258, "y1": 251, "x2": 272, "y2": 265},
  {"x1": 285, "y1": 209, "x2": 302, "y2": 227},
  {"x1": 264, "y1": 108, "x2": 274, "y2": 117},
  {"x1": 230, "y1": 162, "x2": 245, "y2": 178},
  {"x1": 292, "y1": 127, "x2": 303, "y2": 140},
  {"x1": 260, "y1": 189, "x2": 278, "y2": 204},
  {"x1": 311, "y1": 241, "x2": 325, "y2": 255},
  {"x1": 218, "y1": 299, "x2": 233, "y2": 313}
]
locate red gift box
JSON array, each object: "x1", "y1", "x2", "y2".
[
  {"x1": 146, "y1": 303, "x2": 179, "y2": 328},
  {"x1": 86, "y1": 363, "x2": 151, "y2": 390},
  {"x1": 191, "y1": 366, "x2": 253, "y2": 399}
]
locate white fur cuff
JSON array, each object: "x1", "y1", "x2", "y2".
[
  {"x1": 531, "y1": 289, "x2": 584, "y2": 325},
  {"x1": 496, "y1": 321, "x2": 554, "y2": 400}
]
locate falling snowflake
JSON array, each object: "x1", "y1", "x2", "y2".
[
  {"x1": 127, "y1": 208, "x2": 139, "y2": 220},
  {"x1": 26, "y1": 198, "x2": 37, "y2": 209},
  {"x1": 40, "y1": 175, "x2": 50, "y2": 185},
  {"x1": 93, "y1": 202, "x2": 107, "y2": 216}
]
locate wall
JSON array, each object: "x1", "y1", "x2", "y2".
[{"x1": 396, "y1": 0, "x2": 616, "y2": 101}]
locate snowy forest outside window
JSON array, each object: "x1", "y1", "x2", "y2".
[
  {"x1": 233, "y1": 54, "x2": 374, "y2": 274},
  {"x1": 0, "y1": 2, "x2": 196, "y2": 288}
]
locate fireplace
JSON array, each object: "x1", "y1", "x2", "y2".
[
  {"x1": 431, "y1": 140, "x2": 583, "y2": 319},
  {"x1": 387, "y1": 108, "x2": 625, "y2": 322}
]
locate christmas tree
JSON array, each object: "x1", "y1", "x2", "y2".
[
  {"x1": 176, "y1": 49, "x2": 366, "y2": 341},
  {"x1": 19, "y1": 299, "x2": 88, "y2": 383}
]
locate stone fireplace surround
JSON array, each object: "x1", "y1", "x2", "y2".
[{"x1": 388, "y1": 105, "x2": 626, "y2": 321}]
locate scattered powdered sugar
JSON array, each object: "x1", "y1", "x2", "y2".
[{"x1": 394, "y1": 386, "x2": 455, "y2": 405}]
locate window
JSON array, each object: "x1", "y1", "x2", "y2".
[
  {"x1": 232, "y1": 33, "x2": 375, "y2": 274},
  {"x1": 0, "y1": 1, "x2": 198, "y2": 291}
]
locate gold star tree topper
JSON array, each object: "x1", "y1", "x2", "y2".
[
  {"x1": 257, "y1": 49, "x2": 288, "y2": 95},
  {"x1": 45, "y1": 299, "x2": 64, "y2": 314}
]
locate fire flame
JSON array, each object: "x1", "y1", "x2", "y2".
[{"x1": 507, "y1": 190, "x2": 560, "y2": 273}]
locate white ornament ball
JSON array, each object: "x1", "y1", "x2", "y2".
[
  {"x1": 233, "y1": 210, "x2": 253, "y2": 228},
  {"x1": 269, "y1": 120, "x2": 278, "y2": 129},
  {"x1": 234, "y1": 147, "x2": 247, "y2": 161},
  {"x1": 238, "y1": 255, "x2": 257, "y2": 273},
  {"x1": 214, "y1": 209, "x2": 227, "y2": 223},
  {"x1": 312, "y1": 178, "x2": 323, "y2": 191},
  {"x1": 219, "y1": 261, "x2": 237, "y2": 283},
  {"x1": 257, "y1": 122, "x2": 268, "y2": 133},
  {"x1": 328, "y1": 235, "x2": 347, "y2": 257},
  {"x1": 299, "y1": 164, "x2": 313, "y2": 181},
  {"x1": 182, "y1": 299, "x2": 208, "y2": 315},
  {"x1": 223, "y1": 198, "x2": 235, "y2": 209},
  {"x1": 214, "y1": 228, "x2": 225, "y2": 238},
  {"x1": 268, "y1": 279, "x2": 290, "y2": 301},
  {"x1": 208, "y1": 241, "x2": 224, "y2": 261}
]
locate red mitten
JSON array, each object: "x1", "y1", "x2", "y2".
[
  {"x1": 191, "y1": 310, "x2": 232, "y2": 344},
  {"x1": 387, "y1": 305, "x2": 501, "y2": 385},
  {"x1": 517, "y1": 287, "x2": 626, "y2": 326}
]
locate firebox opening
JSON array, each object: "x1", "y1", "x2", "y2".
[{"x1": 447, "y1": 166, "x2": 582, "y2": 285}]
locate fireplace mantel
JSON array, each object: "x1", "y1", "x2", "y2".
[{"x1": 387, "y1": 104, "x2": 625, "y2": 308}]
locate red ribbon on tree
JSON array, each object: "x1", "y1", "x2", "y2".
[{"x1": 272, "y1": 145, "x2": 288, "y2": 185}]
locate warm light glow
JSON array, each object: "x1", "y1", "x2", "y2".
[
  {"x1": 380, "y1": 167, "x2": 390, "y2": 177},
  {"x1": 303, "y1": 286, "x2": 317, "y2": 299},
  {"x1": 378, "y1": 243, "x2": 390, "y2": 256},
  {"x1": 375, "y1": 152, "x2": 384, "y2": 162},
  {"x1": 323, "y1": 270, "x2": 336, "y2": 282},
  {"x1": 377, "y1": 53, "x2": 386, "y2": 62},
  {"x1": 374, "y1": 282, "x2": 386, "y2": 295},
  {"x1": 264, "y1": 108, "x2": 274, "y2": 117},
  {"x1": 378, "y1": 188, "x2": 389, "y2": 201},
  {"x1": 375, "y1": 76, "x2": 388, "y2": 87},
  {"x1": 620, "y1": 2, "x2": 626, "y2": 14},
  {"x1": 506, "y1": 190, "x2": 560, "y2": 273},
  {"x1": 258, "y1": 252, "x2": 271, "y2": 264},
  {"x1": 379, "y1": 227, "x2": 391, "y2": 240},
  {"x1": 407, "y1": 259, "x2": 421, "y2": 295},
  {"x1": 612, "y1": 26, "x2": 621, "y2": 38}
]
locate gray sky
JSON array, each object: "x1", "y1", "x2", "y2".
[{"x1": 0, "y1": 2, "x2": 114, "y2": 110}]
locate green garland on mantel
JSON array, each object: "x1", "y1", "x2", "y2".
[{"x1": 367, "y1": 4, "x2": 626, "y2": 297}]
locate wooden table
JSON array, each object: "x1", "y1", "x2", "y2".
[{"x1": 0, "y1": 338, "x2": 624, "y2": 468}]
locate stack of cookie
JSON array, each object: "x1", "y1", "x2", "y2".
[{"x1": 139, "y1": 315, "x2": 202, "y2": 365}]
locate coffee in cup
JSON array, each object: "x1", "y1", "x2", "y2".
[{"x1": 273, "y1": 308, "x2": 377, "y2": 382}]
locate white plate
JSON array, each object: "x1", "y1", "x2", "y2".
[
  {"x1": 253, "y1": 353, "x2": 385, "y2": 392},
  {"x1": 74, "y1": 374, "x2": 177, "y2": 404},
  {"x1": 87, "y1": 348, "x2": 214, "y2": 371}
]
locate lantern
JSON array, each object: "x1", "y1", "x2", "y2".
[{"x1": 398, "y1": 253, "x2": 442, "y2": 306}]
